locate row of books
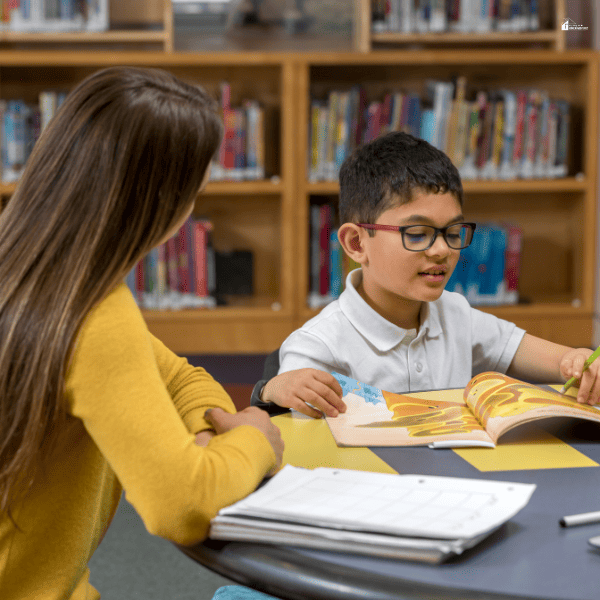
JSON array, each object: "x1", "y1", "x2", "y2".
[
  {"x1": 1, "y1": 93, "x2": 67, "y2": 183},
  {"x1": 308, "y1": 79, "x2": 570, "y2": 182},
  {"x1": 0, "y1": 0, "x2": 108, "y2": 32},
  {"x1": 371, "y1": 0, "x2": 541, "y2": 34},
  {"x1": 446, "y1": 221, "x2": 522, "y2": 306},
  {"x1": 307, "y1": 204, "x2": 353, "y2": 309},
  {"x1": 0, "y1": 83, "x2": 267, "y2": 184},
  {"x1": 126, "y1": 217, "x2": 217, "y2": 311},
  {"x1": 212, "y1": 82, "x2": 266, "y2": 181}
]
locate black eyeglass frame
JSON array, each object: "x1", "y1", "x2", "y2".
[{"x1": 356, "y1": 222, "x2": 477, "y2": 252}]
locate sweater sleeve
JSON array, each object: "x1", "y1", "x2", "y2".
[{"x1": 65, "y1": 284, "x2": 276, "y2": 546}]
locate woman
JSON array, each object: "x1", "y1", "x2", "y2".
[{"x1": 0, "y1": 66, "x2": 283, "y2": 600}]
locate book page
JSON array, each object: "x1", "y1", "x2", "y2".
[
  {"x1": 465, "y1": 372, "x2": 600, "y2": 443},
  {"x1": 326, "y1": 373, "x2": 493, "y2": 447}
]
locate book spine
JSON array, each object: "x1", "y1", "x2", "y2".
[
  {"x1": 511, "y1": 89, "x2": 527, "y2": 173},
  {"x1": 329, "y1": 228, "x2": 342, "y2": 299},
  {"x1": 520, "y1": 91, "x2": 538, "y2": 179},
  {"x1": 498, "y1": 90, "x2": 516, "y2": 180},
  {"x1": 503, "y1": 222, "x2": 522, "y2": 304},
  {"x1": 318, "y1": 204, "x2": 332, "y2": 296},
  {"x1": 135, "y1": 258, "x2": 144, "y2": 303},
  {"x1": 554, "y1": 100, "x2": 570, "y2": 178},
  {"x1": 310, "y1": 204, "x2": 320, "y2": 295},
  {"x1": 177, "y1": 220, "x2": 190, "y2": 294},
  {"x1": 156, "y1": 242, "x2": 167, "y2": 300},
  {"x1": 193, "y1": 220, "x2": 208, "y2": 297},
  {"x1": 166, "y1": 235, "x2": 178, "y2": 293}
]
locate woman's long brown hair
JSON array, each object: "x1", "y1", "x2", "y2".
[{"x1": 0, "y1": 66, "x2": 223, "y2": 514}]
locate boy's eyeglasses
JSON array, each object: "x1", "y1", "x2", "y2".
[{"x1": 356, "y1": 222, "x2": 477, "y2": 252}]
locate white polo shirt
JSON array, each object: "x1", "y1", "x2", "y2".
[{"x1": 279, "y1": 269, "x2": 526, "y2": 393}]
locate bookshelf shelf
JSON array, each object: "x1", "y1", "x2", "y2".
[
  {"x1": 355, "y1": 0, "x2": 566, "y2": 52},
  {"x1": 0, "y1": 1, "x2": 173, "y2": 51},
  {"x1": 371, "y1": 31, "x2": 561, "y2": 46},
  {"x1": 205, "y1": 180, "x2": 284, "y2": 195},
  {"x1": 306, "y1": 178, "x2": 589, "y2": 196}
]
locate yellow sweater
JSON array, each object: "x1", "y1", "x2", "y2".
[{"x1": 0, "y1": 283, "x2": 276, "y2": 599}]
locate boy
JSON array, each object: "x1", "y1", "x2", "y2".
[{"x1": 253, "y1": 132, "x2": 600, "y2": 418}]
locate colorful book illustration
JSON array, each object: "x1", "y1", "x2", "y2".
[{"x1": 326, "y1": 372, "x2": 600, "y2": 448}]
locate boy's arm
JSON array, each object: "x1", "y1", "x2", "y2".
[
  {"x1": 507, "y1": 333, "x2": 600, "y2": 404},
  {"x1": 259, "y1": 368, "x2": 345, "y2": 419},
  {"x1": 253, "y1": 330, "x2": 346, "y2": 418}
]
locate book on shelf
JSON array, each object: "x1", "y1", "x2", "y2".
[
  {"x1": 212, "y1": 82, "x2": 265, "y2": 182},
  {"x1": 209, "y1": 464, "x2": 536, "y2": 563},
  {"x1": 308, "y1": 202, "x2": 357, "y2": 309},
  {"x1": 371, "y1": 0, "x2": 542, "y2": 34},
  {"x1": 126, "y1": 216, "x2": 217, "y2": 311},
  {"x1": 325, "y1": 371, "x2": 600, "y2": 448},
  {"x1": 2, "y1": 0, "x2": 109, "y2": 32},
  {"x1": 307, "y1": 78, "x2": 570, "y2": 183},
  {"x1": 445, "y1": 221, "x2": 522, "y2": 306}
]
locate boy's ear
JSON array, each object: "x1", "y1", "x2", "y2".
[{"x1": 338, "y1": 223, "x2": 368, "y2": 265}]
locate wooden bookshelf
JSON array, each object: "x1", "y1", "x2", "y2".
[
  {"x1": 0, "y1": 51, "x2": 296, "y2": 354},
  {"x1": 354, "y1": 0, "x2": 566, "y2": 52},
  {"x1": 0, "y1": 49, "x2": 597, "y2": 352},
  {"x1": 296, "y1": 50, "x2": 598, "y2": 348},
  {"x1": 0, "y1": 0, "x2": 174, "y2": 52}
]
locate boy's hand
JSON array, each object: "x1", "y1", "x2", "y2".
[
  {"x1": 560, "y1": 348, "x2": 600, "y2": 405},
  {"x1": 261, "y1": 368, "x2": 346, "y2": 419},
  {"x1": 203, "y1": 407, "x2": 284, "y2": 475}
]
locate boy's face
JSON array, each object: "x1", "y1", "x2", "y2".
[{"x1": 359, "y1": 190, "x2": 463, "y2": 324}]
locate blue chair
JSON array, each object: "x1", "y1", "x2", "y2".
[{"x1": 211, "y1": 586, "x2": 281, "y2": 599}]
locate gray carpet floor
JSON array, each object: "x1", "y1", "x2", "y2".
[{"x1": 88, "y1": 494, "x2": 236, "y2": 600}]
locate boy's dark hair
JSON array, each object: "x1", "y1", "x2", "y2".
[{"x1": 339, "y1": 131, "x2": 463, "y2": 227}]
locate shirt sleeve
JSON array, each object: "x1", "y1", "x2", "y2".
[
  {"x1": 278, "y1": 329, "x2": 340, "y2": 374},
  {"x1": 470, "y1": 306, "x2": 526, "y2": 375},
  {"x1": 65, "y1": 285, "x2": 276, "y2": 546}
]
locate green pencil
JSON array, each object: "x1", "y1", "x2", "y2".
[{"x1": 560, "y1": 344, "x2": 600, "y2": 394}]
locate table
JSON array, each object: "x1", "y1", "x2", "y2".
[{"x1": 178, "y1": 414, "x2": 600, "y2": 600}]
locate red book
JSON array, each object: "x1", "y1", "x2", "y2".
[
  {"x1": 512, "y1": 90, "x2": 527, "y2": 168},
  {"x1": 503, "y1": 223, "x2": 523, "y2": 304},
  {"x1": 380, "y1": 93, "x2": 393, "y2": 135},
  {"x1": 135, "y1": 259, "x2": 145, "y2": 300},
  {"x1": 193, "y1": 220, "x2": 208, "y2": 297},
  {"x1": 177, "y1": 220, "x2": 191, "y2": 293},
  {"x1": 319, "y1": 204, "x2": 332, "y2": 296}
]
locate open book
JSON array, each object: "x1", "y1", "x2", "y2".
[
  {"x1": 326, "y1": 371, "x2": 600, "y2": 448},
  {"x1": 210, "y1": 465, "x2": 536, "y2": 564}
]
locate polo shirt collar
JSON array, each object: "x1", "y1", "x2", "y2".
[{"x1": 339, "y1": 269, "x2": 443, "y2": 352}]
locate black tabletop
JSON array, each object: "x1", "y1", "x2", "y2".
[{"x1": 179, "y1": 419, "x2": 600, "y2": 600}]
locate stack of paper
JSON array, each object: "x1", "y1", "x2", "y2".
[{"x1": 210, "y1": 466, "x2": 536, "y2": 564}]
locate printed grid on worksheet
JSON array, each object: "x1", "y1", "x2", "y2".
[{"x1": 261, "y1": 474, "x2": 500, "y2": 535}]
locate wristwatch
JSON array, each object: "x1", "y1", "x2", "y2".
[{"x1": 250, "y1": 379, "x2": 289, "y2": 415}]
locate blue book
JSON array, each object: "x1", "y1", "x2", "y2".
[
  {"x1": 329, "y1": 228, "x2": 342, "y2": 299},
  {"x1": 406, "y1": 94, "x2": 422, "y2": 138},
  {"x1": 419, "y1": 109, "x2": 435, "y2": 144},
  {"x1": 477, "y1": 225, "x2": 507, "y2": 304}
]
